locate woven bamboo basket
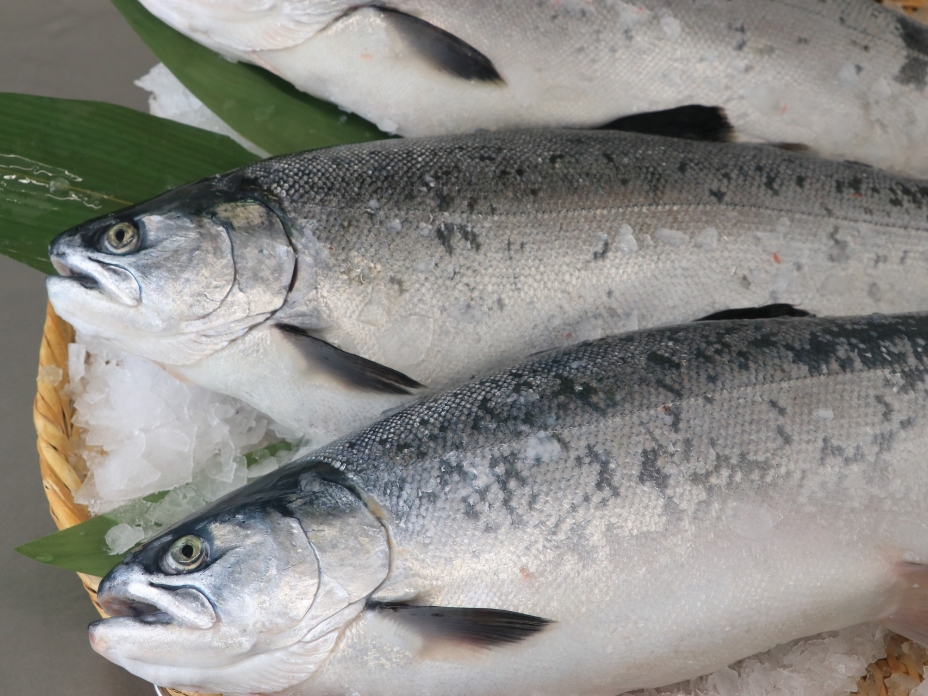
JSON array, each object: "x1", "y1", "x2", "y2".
[{"x1": 33, "y1": 302, "x2": 215, "y2": 696}]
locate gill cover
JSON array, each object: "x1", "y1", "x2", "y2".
[
  {"x1": 47, "y1": 178, "x2": 296, "y2": 366},
  {"x1": 92, "y1": 465, "x2": 389, "y2": 694}
]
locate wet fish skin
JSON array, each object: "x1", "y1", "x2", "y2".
[
  {"x1": 135, "y1": 0, "x2": 928, "y2": 177},
  {"x1": 47, "y1": 129, "x2": 928, "y2": 443},
  {"x1": 91, "y1": 312, "x2": 928, "y2": 695}
]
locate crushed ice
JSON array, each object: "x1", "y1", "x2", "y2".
[
  {"x1": 630, "y1": 624, "x2": 908, "y2": 696},
  {"x1": 66, "y1": 333, "x2": 305, "y2": 553}
]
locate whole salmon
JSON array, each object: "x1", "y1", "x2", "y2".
[
  {"x1": 90, "y1": 312, "x2": 928, "y2": 695},
  {"x1": 47, "y1": 130, "x2": 928, "y2": 442},
  {"x1": 135, "y1": 0, "x2": 928, "y2": 176}
]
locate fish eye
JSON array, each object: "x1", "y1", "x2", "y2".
[
  {"x1": 102, "y1": 221, "x2": 140, "y2": 255},
  {"x1": 162, "y1": 535, "x2": 208, "y2": 574}
]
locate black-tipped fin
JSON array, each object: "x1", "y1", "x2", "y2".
[
  {"x1": 275, "y1": 324, "x2": 424, "y2": 395},
  {"x1": 599, "y1": 105, "x2": 734, "y2": 142},
  {"x1": 377, "y1": 7, "x2": 503, "y2": 83},
  {"x1": 370, "y1": 602, "x2": 553, "y2": 650},
  {"x1": 696, "y1": 304, "x2": 814, "y2": 322}
]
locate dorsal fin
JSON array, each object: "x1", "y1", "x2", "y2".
[
  {"x1": 696, "y1": 304, "x2": 814, "y2": 322},
  {"x1": 599, "y1": 105, "x2": 734, "y2": 142},
  {"x1": 275, "y1": 324, "x2": 424, "y2": 395},
  {"x1": 377, "y1": 7, "x2": 504, "y2": 83}
]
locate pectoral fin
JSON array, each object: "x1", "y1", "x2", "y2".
[
  {"x1": 369, "y1": 602, "x2": 553, "y2": 651},
  {"x1": 275, "y1": 324, "x2": 424, "y2": 395},
  {"x1": 599, "y1": 105, "x2": 734, "y2": 142},
  {"x1": 377, "y1": 7, "x2": 504, "y2": 83},
  {"x1": 696, "y1": 304, "x2": 814, "y2": 322}
]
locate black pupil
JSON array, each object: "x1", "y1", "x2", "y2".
[
  {"x1": 114, "y1": 228, "x2": 126, "y2": 244},
  {"x1": 181, "y1": 543, "x2": 195, "y2": 559}
]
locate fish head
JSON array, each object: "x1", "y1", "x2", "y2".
[
  {"x1": 90, "y1": 465, "x2": 390, "y2": 694},
  {"x1": 47, "y1": 176, "x2": 296, "y2": 366}
]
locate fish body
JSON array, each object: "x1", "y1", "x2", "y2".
[
  {"x1": 91, "y1": 312, "x2": 928, "y2": 695},
  {"x1": 47, "y1": 130, "x2": 928, "y2": 443},
  {"x1": 136, "y1": 0, "x2": 928, "y2": 176}
]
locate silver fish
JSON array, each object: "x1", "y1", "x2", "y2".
[
  {"x1": 90, "y1": 312, "x2": 928, "y2": 695},
  {"x1": 134, "y1": 0, "x2": 928, "y2": 176},
  {"x1": 47, "y1": 130, "x2": 928, "y2": 444}
]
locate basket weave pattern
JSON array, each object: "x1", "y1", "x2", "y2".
[{"x1": 33, "y1": 302, "x2": 209, "y2": 696}]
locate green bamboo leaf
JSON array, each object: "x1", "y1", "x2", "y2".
[
  {"x1": 14, "y1": 442, "x2": 295, "y2": 577},
  {"x1": 0, "y1": 93, "x2": 259, "y2": 273},
  {"x1": 110, "y1": 0, "x2": 388, "y2": 156},
  {"x1": 15, "y1": 515, "x2": 126, "y2": 577}
]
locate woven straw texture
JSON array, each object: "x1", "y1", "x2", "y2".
[{"x1": 34, "y1": 302, "x2": 212, "y2": 696}]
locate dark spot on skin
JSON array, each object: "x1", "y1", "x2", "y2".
[
  {"x1": 709, "y1": 188, "x2": 726, "y2": 202},
  {"x1": 795, "y1": 175, "x2": 806, "y2": 189},
  {"x1": 434, "y1": 222, "x2": 481, "y2": 256},
  {"x1": 797, "y1": 36, "x2": 810, "y2": 45},
  {"x1": 764, "y1": 173, "x2": 780, "y2": 195},
  {"x1": 639, "y1": 448, "x2": 669, "y2": 491},
  {"x1": 734, "y1": 38, "x2": 746, "y2": 51},
  {"x1": 874, "y1": 429, "x2": 895, "y2": 455},
  {"x1": 868, "y1": 282, "x2": 882, "y2": 302},
  {"x1": 602, "y1": 152, "x2": 615, "y2": 165},
  {"x1": 549, "y1": 153, "x2": 565, "y2": 166},
  {"x1": 829, "y1": 227, "x2": 849, "y2": 263},
  {"x1": 739, "y1": 274, "x2": 751, "y2": 289},
  {"x1": 874, "y1": 394, "x2": 894, "y2": 422},
  {"x1": 768, "y1": 399, "x2": 787, "y2": 416},
  {"x1": 389, "y1": 276, "x2": 406, "y2": 294},
  {"x1": 898, "y1": 14, "x2": 928, "y2": 56},
  {"x1": 593, "y1": 238, "x2": 609, "y2": 261},
  {"x1": 896, "y1": 56, "x2": 928, "y2": 89},
  {"x1": 678, "y1": 160, "x2": 689, "y2": 175},
  {"x1": 776, "y1": 424, "x2": 792, "y2": 446},
  {"x1": 900, "y1": 416, "x2": 916, "y2": 430}
]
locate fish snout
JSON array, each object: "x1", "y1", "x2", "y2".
[{"x1": 98, "y1": 564, "x2": 217, "y2": 630}]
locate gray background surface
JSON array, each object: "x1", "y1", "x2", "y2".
[{"x1": 0, "y1": 0, "x2": 158, "y2": 692}]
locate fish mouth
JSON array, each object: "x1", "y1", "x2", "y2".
[
  {"x1": 100, "y1": 594, "x2": 174, "y2": 625},
  {"x1": 50, "y1": 256, "x2": 101, "y2": 291},
  {"x1": 48, "y1": 252, "x2": 141, "y2": 307},
  {"x1": 97, "y1": 571, "x2": 217, "y2": 630}
]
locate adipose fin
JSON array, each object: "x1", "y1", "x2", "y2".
[
  {"x1": 696, "y1": 304, "x2": 814, "y2": 322},
  {"x1": 599, "y1": 104, "x2": 734, "y2": 142}
]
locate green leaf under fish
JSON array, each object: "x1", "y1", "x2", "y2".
[
  {"x1": 15, "y1": 515, "x2": 126, "y2": 577},
  {"x1": 0, "y1": 93, "x2": 259, "y2": 273},
  {"x1": 15, "y1": 442, "x2": 295, "y2": 576},
  {"x1": 109, "y1": 0, "x2": 388, "y2": 156}
]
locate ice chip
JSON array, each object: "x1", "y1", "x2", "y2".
[{"x1": 105, "y1": 523, "x2": 145, "y2": 555}]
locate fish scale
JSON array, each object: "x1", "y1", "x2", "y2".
[
  {"x1": 91, "y1": 313, "x2": 928, "y2": 695},
  {"x1": 48, "y1": 130, "x2": 928, "y2": 444}
]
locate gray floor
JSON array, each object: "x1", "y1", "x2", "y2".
[{"x1": 1, "y1": 0, "x2": 158, "y2": 692}]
